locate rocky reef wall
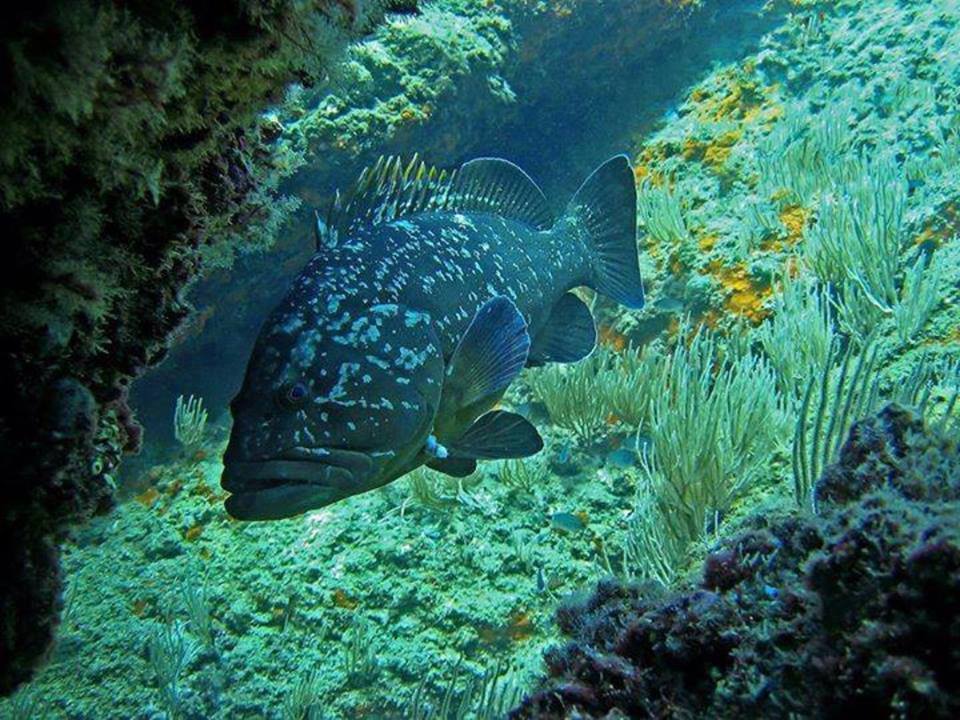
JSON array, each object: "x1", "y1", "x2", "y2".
[
  {"x1": 0, "y1": 0, "x2": 400, "y2": 694},
  {"x1": 2, "y1": 0, "x2": 958, "y2": 714}
]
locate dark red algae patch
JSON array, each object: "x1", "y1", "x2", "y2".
[{"x1": 511, "y1": 405, "x2": 960, "y2": 719}]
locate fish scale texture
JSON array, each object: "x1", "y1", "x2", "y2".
[{"x1": 511, "y1": 404, "x2": 960, "y2": 719}]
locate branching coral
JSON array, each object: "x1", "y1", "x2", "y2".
[
  {"x1": 755, "y1": 274, "x2": 834, "y2": 398},
  {"x1": 146, "y1": 620, "x2": 199, "y2": 719},
  {"x1": 525, "y1": 345, "x2": 659, "y2": 442},
  {"x1": 638, "y1": 329, "x2": 786, "y2": 555},
  {"x1": 173, "y1": 394, "x2": 208, "y2": 449},
  {"x1": 409, "y1": 660, "x2": 524, "y2": 720}
]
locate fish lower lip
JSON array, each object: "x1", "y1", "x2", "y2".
[{"x1": 220, "y1": 459, "x2": 355, "y2": 493}]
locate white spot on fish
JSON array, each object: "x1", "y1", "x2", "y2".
[
  {"x1": 396, "y1": 347, "x2": 428, "y2": 370},
  {"x1": 366, "y1": 354, "x2": 389, "y2": 369},
  {"x1": 404, "y1": 309, "x2": 431, "y2": 327}
]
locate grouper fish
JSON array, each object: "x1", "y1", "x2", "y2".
[{"x1": 221, "y1": 154, "x2": 644, "y2": 520}]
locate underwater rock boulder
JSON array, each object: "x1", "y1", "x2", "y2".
[
  {"x1": 511, "y1": 404, "x2": 960, "y2": 719},
  {"x1": 284, "y1": 0, "x2": 708, "y2": 199},
  {"x1": 0, "y1": 533, "x2": 64, "y2": 700},
  {"x1": 0, "y1": 0, "x2": 406, "y2": 696}
]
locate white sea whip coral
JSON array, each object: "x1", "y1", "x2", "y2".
[{"x1": 173, "y1": 394, "x2": 208, "y2": 448}]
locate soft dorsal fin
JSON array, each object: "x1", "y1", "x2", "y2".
[
  {"x1": 321, "y1": 155, "x2": 554, "y2": 241},
  {"x1": 452, "y1": 158, "x2": 553, "y2": 229}
]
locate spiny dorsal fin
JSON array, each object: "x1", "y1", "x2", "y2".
[
  {"x1": 322, "y1": 155, "x2": 554, "y2": 241},
  {"x1": 323, "y1": 154, "x2": 453, "y2": 243}
]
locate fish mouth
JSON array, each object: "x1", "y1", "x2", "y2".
[{"x1": 220, "y1": 447, "x2": 375, "y2": 520}]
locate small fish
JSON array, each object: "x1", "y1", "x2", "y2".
[
  {"x1": 620, "y1": 432, "x2": 652, "y2": 454},
  {"x1": 605, "y1": 447, "x2": 637, "y2": 469},
  {"x1": 222, "y1": 155, "x2": 645, "y2": 519},
  {"x1": 550, "y1": 511, "x2": 587, "y2": 534},
  {"x1": 550, "y1": 442, "x2": 581, "y2": 477},
  {"x1": 654, "y1": 295, "x2": 684, "y2": 313}
]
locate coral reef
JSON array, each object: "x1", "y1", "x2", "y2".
[
  {"x1": 0, "y1": 0, "x2": 401, "y2": 695},
  {"x1": 2, "y1": 0, "x2": 958, "y2": 716},
  {"x1": 625, "y1": 0, "x2": 960, "y2": 345},
  {"x1": 0, "y1": 0, "x2": 716, "y2": 703},
  {"x1": 511, "y1": 404, "x2": 960, "y2": 718}
]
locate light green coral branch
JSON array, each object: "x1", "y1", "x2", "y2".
[
  {"x1": 792, "y1": 336, "x2": 881, "y2": 510},
  {"x1": 525, "y1": 345, "x2": 658, "y2": 441},
  {"x1": 146, "y1": 620, "x2": 199, "y2": 720},
  {"x1": 892, "y1": 250, "x2": 945, "y2": 344},
  {"x1": 282, "y1": 670, "x2": 324, "y2": 720},
  {"x1": 756, "y1": 274, "x2": 834, "y2": 399},
  {"x1": 640, "y1": 330, "x2": 785, "y2": 544},
  {"x1": 173, "y1": 394, "x2": 208, "y2": 448},
  {"x1": 804, "y1": 152, "x2": 906, "y2": 307},
  {"x1": 607, "y1": 329, "x2": 787, "y2": 586}
]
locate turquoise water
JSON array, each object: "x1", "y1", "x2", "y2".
[{"x1": 4, "y1": 0, "x2": 960, "y2": 717}]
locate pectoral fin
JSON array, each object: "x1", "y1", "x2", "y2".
[
  {"x1": 528, "y1": 292, "x2": 597, "y2": 366},
  {"x1": 442, "y1": 296, "x2": 530, "y2": 419},
  {"x1": 448, "y1": 410, "x2": 544, "y2": 459}
]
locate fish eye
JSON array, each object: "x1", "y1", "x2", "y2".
[{"x1": 279, "y1": 380, "x2": 309, "y2": 407}]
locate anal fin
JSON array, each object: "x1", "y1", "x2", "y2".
[{"x1": 528, "y1": 292, "x2": 597, "y2": 366}]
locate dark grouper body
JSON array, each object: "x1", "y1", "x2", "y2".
[{"x1": 222, "y1": 155, "x2": 644, "y2": 520}]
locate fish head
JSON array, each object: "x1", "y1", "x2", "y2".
[{"x1": 221, "y1": 299, "x2": 444, "y2": 520}]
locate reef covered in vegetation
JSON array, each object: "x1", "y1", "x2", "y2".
[
  {"x1": 1, "y1": 0, "x2": 959, "y2": 717},
  {"x1": 513, "y1": 404, "x2": 960, "y2": 718},
  {"x1": 0, "y1": 0, "x2": 407, "y2": 695}
]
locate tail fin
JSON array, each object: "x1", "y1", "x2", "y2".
[{"x1": 564, "y1": 155, "x2": 645, "y2": 309}]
